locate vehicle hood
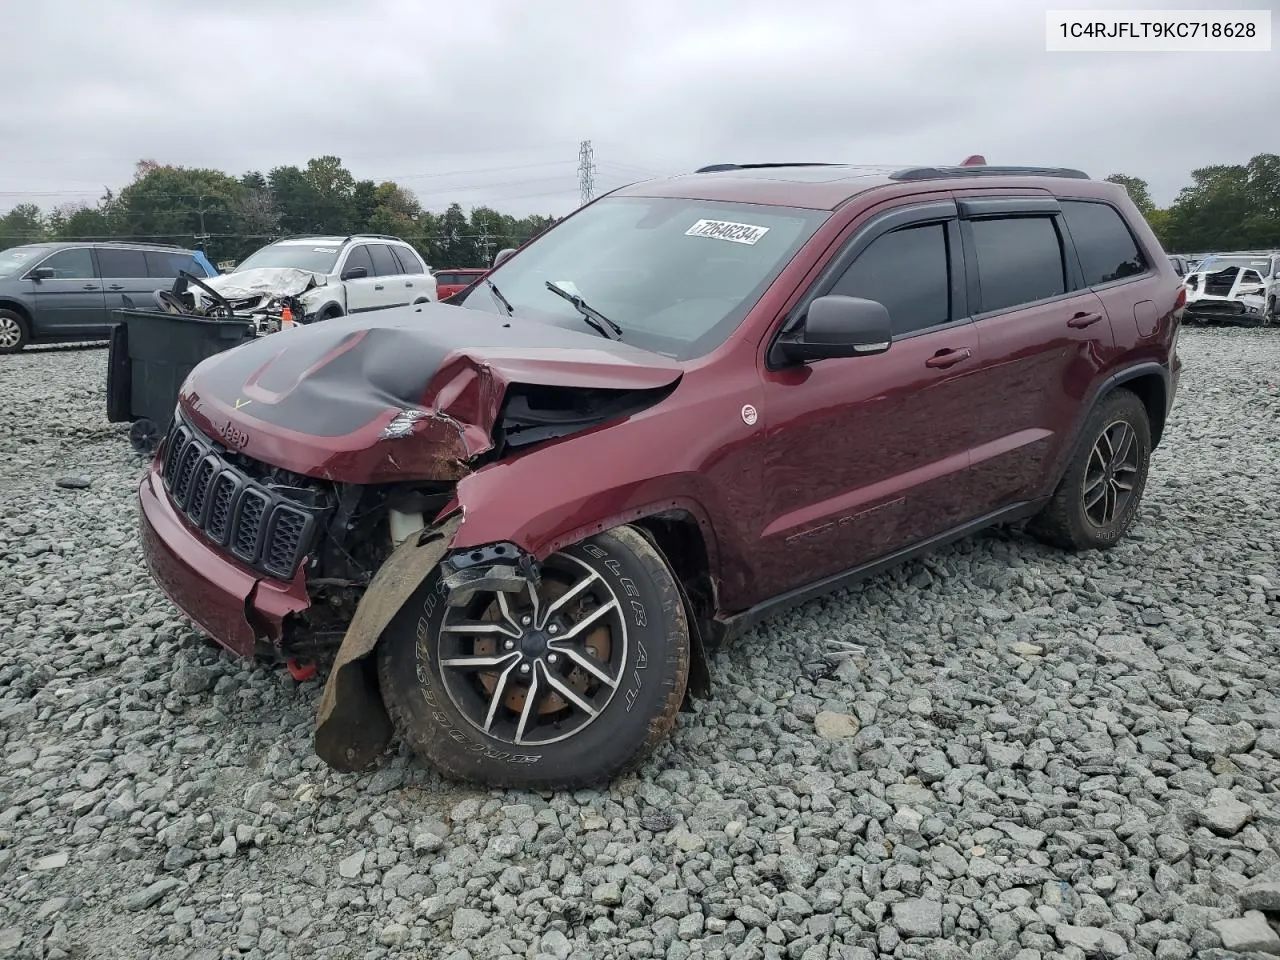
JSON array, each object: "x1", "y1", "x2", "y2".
[
  {"x1": 197, "y1": 267, "x2": 326, "y2": 301},
  {"x1": 179, "y1": 302, "x2": 683, "y2": 481}
]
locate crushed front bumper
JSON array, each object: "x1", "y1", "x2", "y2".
[{"x1": 138, "y1": 468, "x2": 310, "y2": 658}]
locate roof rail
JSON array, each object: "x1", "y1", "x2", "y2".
[
  {"x1": 890, "y1": 165, "x2": 1090, "y2": 181},
  {"x1": 96, "y1": 240, "x2": 190, "y2": 250},
  {"x1": 694, "y1": 162, "x2": 843, "y2": 173},
  {"x1": 351, "y1": 233, "x2": 414, "y2": 243}
]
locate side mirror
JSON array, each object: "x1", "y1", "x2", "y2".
[
  {"x1": 492, "y1": 248, "x2": 517, "y2": 268},
  {"x1": 775, "y1": 295, "x2": 893, "y2": 365},
  {"x1": 341, "y1": 266, "x2": 368, "y2": 281},
  {"x1": 29, "y1": 266, "x2": 54, "y2": 281}
]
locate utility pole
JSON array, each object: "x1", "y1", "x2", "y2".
[
  {"x1": 194, "y1": 194, "x2": 210, "y2": 254},
  {"x1": 577, "y1": 141, "x2": 596, "y2": 207},
  {"x1": 477, "y1": 215, "x2": 493, "y2": 266}
]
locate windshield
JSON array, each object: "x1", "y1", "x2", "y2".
[
  {"x1": 0, "y1": 245, "x2": 52, "y2": 279},
  {"x1": 457, "y1": 196, "x2": 828, "y2": 359},
  {"x1": 234, "y1": 242, "x2": 341, "y2": 274}
]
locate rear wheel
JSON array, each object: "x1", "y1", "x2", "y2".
[
  {"x1": 1028, "y1": 389, "x2": 1151, "y2": 551},
  {"x1": 0, "y1": 310, "x2": 29, "y2": 353},
  {"x1": 377, "y1": 526, "x2": 689, "y2": 788}
]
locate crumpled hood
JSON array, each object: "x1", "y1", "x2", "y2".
[
  {"x1": 197, "y1": 267, "x2": 325, "y2": 301},
  {"x1": 179, "y1": 303, "x2": 683, "y2": 481}
]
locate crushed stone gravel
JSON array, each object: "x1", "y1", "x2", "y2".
[{"x1": 0, "y1": 329, "x2": 1278, "y2": 959}]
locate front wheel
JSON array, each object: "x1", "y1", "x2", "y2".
[
  {"x1": 0, "y1": 310, "x2": 29, "y2": 353},
  {"x1": 377, "y1": 525, "x2": 689, "y2": 789},
  {"x1": 1028, "y1": 389, "x2": 1152, "y2": 551}
]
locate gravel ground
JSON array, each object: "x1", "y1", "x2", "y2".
[{"x1": 1, "y1": 330, "x2": 1279, "y2": 960}]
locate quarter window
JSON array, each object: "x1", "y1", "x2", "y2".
[
  {"x1": 144, "y1": 251, "x2": 199, "y2": 279},
  {"x1": 35, "y1": 248, "x2": 95, "y2": 279},
  {"x1": 970, "y1": 217, "x2": 1065, "y2": 313},
  {"x1": 1060, "y1": 200, "x2": 1147, "y2": 286},
  {"x1": 829, "y1": 223, "x2": 951, "y2": 336}
]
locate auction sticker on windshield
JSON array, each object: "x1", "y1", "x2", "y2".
[{"x1": 685, "y1": 219, "x2": 771, "y2": 245}]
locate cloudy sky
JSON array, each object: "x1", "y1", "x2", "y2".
[{"x1": 2, "y1": 0, "x2": 1276, "y2": 218}]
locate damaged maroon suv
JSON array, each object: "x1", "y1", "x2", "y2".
[{"x1": 138, "y1": 161, "x2": 1182, "y2": 788}]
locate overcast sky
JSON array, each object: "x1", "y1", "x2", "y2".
[{"x1": 3, "y1": 0, "x2": 1277, "y2": 219}]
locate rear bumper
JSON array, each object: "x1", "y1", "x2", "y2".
[{"x1": 138, "y1": 468, "x2": 310, "y2": 658}]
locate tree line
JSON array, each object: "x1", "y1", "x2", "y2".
[
  {"x1": 2, "y1": 152, "x2": 1277, "y2": 267},
  {"x1": 0, "y1": 156, "x2": 558, "y2": 269},
  {"x1": 1104, "y1": 152, "x2": 1278, "y2": 252}
]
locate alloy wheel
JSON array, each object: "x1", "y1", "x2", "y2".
[
  {"x1": 437, "y1": 553, "x2": 628, "y2": 746},
  {"x1": 1082, "y1": 420, "x2": 1140, "y2": 527},
  {"x1": 0, "y1": 316, "x2": 21, "y2": 349}
]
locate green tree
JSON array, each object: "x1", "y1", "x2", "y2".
[
  {"x1": 1104, "y1": 174, "x2": 1155, "y2": 217},
  {"x1": 303, "y1": 156, "x2": 357, "y2": 233},
  {"x1": 112, "y1": 160, "x2": 248, "y2": 261},
  {"x1": 0, "y1": 203, "x2": 47, "y2": 251},
  {"x1": 434, "y1": 203, "x2": 476, "y2": 268},
  {"x1": 1160, "y1": 159, "x2": 1275, "y2": 252}
]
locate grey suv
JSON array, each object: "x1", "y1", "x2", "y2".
[{"x1": 0, "y1": 241, "x2": 214, "y2": 352}]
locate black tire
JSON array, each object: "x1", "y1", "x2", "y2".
[
  {"x1": 1028, "y1": 389, "x2": 1151, "y2": 551},
  {"x1": 307, "y1": 306, "x2": 343, "y2": 324},
  {"x1": 129, "y1": 418, "x2": 160, "y2": 454},
  {"x1": 377, "y1": 525, "x2": 690, "y2": 789},
  {"x1": 0, "y1": 309, "x2": 30, "y2": 353}
]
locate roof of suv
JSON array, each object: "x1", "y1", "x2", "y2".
[
  {"x1": 272, "y1": 234, "x2": 417, "y2": 246},
  {"x1": 615, "y1": 162, "x2": 1106, "y2": 211},
  {"x1": 13, "y1": 240, "x2": 199, "y2": 252}
]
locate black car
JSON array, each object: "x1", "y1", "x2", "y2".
[{"x1": 0, "y1": 241, "x2": 216, "y2": 352}]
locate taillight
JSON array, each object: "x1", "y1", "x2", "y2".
[{"x1": 1174, "y1": 287, "x2": 1186, "y2": 311}]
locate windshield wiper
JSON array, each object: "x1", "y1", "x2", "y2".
[
  {"x1": 485, "y1": 277, "x2": 513, "y2": 316},
  {"x1": 544, "y1": 281, "x2": 623, "y2": 340}
]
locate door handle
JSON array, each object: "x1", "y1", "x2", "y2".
[
  {"x1": 82, "y1": 284, "x2": 98, "y2": 290},
  {"x1": 925, "y1": 347, "x2": 972, "y2": 369},
  {"x1": 107, "y1": 284, "x2": 124, "y2": 291},
  {"x1": 374, "y1": 284, "x2": 384, "y2": 290},
  {"x1": 1068, "y1": 311, "x2": 1104, "y2": 329},
  {"x1": 405, "y1": 281, "x2": 413, "y2": 287}
]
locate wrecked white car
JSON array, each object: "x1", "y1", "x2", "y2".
[
  {"x1": 153, "y1": 235, "x2": 439, "y2": 331},
  {"x1": 1182, "y1": 253, "x2": 1279, "y2": 325}
]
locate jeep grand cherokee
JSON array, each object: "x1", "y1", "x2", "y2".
[{"x1": 137, "y1": 160, "x2": 1182, "y2": 788}]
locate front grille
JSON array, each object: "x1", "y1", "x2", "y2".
[{"x1": 159, "y1": 420, "x2": 324, "y2": 580}]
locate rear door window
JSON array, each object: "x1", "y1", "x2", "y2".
[
  {"x1": 1060, "y1": 200, "x2": 1147, "y2": 286},
  {"x1": 969, "y1": 217, "x2": 1066, "y2": 313},
  {"x1": 829, "y1": 223, "x2": 952, "y2": 336},
  {"x1": 368, "y1": 243, "x2": 401, "y2": 277},
  {"x1": 96, "y1": 248, "x2": 149, "y2": 279}
]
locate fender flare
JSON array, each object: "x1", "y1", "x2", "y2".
[
  {"x1": 314, "y1": 514, "x2": 461, "y2": 772},
  {"x1": 1050, "y1": 360, "x2": 1171, "y2": 489}
]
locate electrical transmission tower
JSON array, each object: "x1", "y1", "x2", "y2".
[{"x1": 577, "y1": 140, "x2": 597, "y2": 206}]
